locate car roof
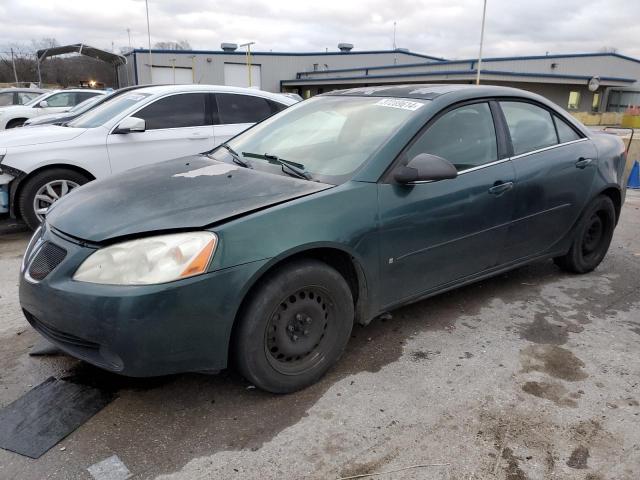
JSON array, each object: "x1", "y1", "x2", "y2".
[
  {"x1": 128, "y1": 84, "x2": 297, "y2": 104},
  {"x1": 323, "y1": 83, "x2": 543, "y2": 101}
]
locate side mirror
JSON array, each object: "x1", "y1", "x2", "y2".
[
  {"x1": 114, "y1": 116, "x2": 146, "y2": 134},
  {"x1": 394, "y1": 153, "x2": 458, "y2": 184},
  {"x1": 39, "y1": 100, "x2": 49, "y2": 108}
]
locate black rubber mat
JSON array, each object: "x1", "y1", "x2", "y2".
[{"x1": 0, "y1": 377, "x2": 115, "y2": 458}]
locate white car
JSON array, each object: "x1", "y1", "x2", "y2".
[
  {"x1": 0, "y1": 89, "x2": 106, "y2": 130},
  {"x1": 0, "y1": 84, "x2": 298, "y2": 229}
]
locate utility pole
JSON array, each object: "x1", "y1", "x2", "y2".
[
  {"x1": 127, "y1": 28, "x2": 132, "y2": 51},
  {"x1": 145, "y1": 0, "x2": 153, "y2": 83},
  {"x1": 476, "y1": 0, "x2": 487, "y2": 85},
  {"x1": 393, "y1": 21, "x2": 397, "y2": 65},
  {"x1": 10, "y1": 48, "x2": 19, "y2": 85},
  {"x1": 240, "y1": 42, "x2": 255, "y2": 87}
]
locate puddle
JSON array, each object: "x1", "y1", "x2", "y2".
[
  {"x1": 521, "y1": 381, "x2": 577, "y2": 407},
  {"x1": 566, "y1": 445, "x2": 590, "y2": 469},
  {"x1": 520, "y1": 345, "x2": 588, "y2": 381}
]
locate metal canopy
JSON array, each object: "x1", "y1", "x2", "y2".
[{"x1": 36, "y1": 44, "x2": 127, "y2": 66}]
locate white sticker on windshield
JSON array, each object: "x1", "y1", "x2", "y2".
[
  {"x1": 174, "y1": 164, "x2": 237, "y2": 178},
  {"x1": 374, "y1": 98, "x2": 424, "y2": 111}
]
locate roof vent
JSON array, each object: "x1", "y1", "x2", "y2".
[
  {"x1": 221, "y1": 43, "x2": 238, "y2": 52},
  {"x1": 338, "y1": 43, "x2": 354, "y2": 53}
]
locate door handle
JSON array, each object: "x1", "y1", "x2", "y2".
[
  {"x1": 188, "y1": 134, "x2": 211, "y2": 140},
  {"x1": 488, "y1": 181, "x2": 514, "y2": 195},
  {"x1": 575, "y1": 157, "x2": 593, "y2": 169}
]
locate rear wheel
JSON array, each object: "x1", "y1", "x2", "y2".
[
  {"x1": 554, "y1": 195, "x2": 616, "y2": 273},
  {"x1": 233, "y1": 259, "x2": 354, "y2": 393},
  {"x1": 18, "y1": 168, "x2": 91, "y2": 230}
]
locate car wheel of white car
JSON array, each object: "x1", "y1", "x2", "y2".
[
  {"x1": 18, "y1": 168, "x2": 91, "y2": 230},
  {"x1": 6, "y1": 118, "x2": 27, "y2": 129}
]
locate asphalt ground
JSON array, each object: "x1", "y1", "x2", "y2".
[{"x1": 0, "y1": 191, "x2": 639, "y2": 479}]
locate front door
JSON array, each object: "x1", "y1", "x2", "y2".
[
  {"x1": 106, "y1": 92, "x2": 215, "y2": 174},
  {"x1": 496, "y1": 101, "x2": 598, "y2": 263},
  {"x1": 378, "y1": 101, "x2": 516, "y2": 308}
]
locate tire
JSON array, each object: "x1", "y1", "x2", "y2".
[
  {"x1": 233, "y1": 259, "x2": 354, "y2": 393},
  {"x1": 6, "y1": 118, "x2": 27, "y2": 129},
  {"x1": 554, "y1": 195, "x2": 616, "y2": 274},
  {"x1": 18, "y1": 168, "x2": 91, "y2": 230}
]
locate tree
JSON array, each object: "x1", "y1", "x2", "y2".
[{"x1": 153, "y1": 40, "x2": 191, "y2": 50}]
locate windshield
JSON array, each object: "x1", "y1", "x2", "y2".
[
  {"x1": 25, "y1": 92, "x2": 51, "y2": 107},
  {"x1": 68, "y1": 93, "x2": 151, "y2": 128},
  {"x1": 212, "y1": 96, "x2": 424, "y2": 184}
]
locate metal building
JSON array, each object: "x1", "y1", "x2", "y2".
[{"x1": 118, "y1": 45, "x2": 640, "y2": 113}]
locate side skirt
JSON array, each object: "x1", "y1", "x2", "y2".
[{"x1": 374, "y1": 249, "x2": 566, "y2": 319}]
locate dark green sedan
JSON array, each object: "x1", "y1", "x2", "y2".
[{"x1": 19, "y1": 84, "x2": 627, "y2": 393}]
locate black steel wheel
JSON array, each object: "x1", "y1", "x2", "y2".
[
  {"x1": 233, "y1": 259, "x2": 354, "y2": 393},
  {"x1": 554, "y1": 195, "x2": 616, "y2": 274}
]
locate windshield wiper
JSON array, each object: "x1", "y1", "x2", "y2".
[
  {"x1": 242, "y1": 152, "x2": 311, "y2": 180},
  {"x1": 221, "y1": 144, "x2": 251, "y2": 168}
]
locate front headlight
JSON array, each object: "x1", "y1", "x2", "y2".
[{"x1": 73, "y1": 232, "x2": 217, "y2": 285}]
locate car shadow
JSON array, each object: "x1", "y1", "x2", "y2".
[{"x1": 38, "y1": 258, "x2": 571, "y2": 477}]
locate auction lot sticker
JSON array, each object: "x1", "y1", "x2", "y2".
[{"x1": 375, "y1": 98, "x2": 424, "y2": 111}]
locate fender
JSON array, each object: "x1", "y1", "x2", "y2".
[{"x1": 241, "y1": 241, "x2": 374, "y2": 325}]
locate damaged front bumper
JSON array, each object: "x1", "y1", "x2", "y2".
[
  {"x1": 0, "y1": 173, "x2": 13, "y2": 214},
  {"x1": 0, "y1": 164, "x2": 26, "y2": 217}
]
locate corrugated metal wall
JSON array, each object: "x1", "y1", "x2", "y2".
[{"x1": 123, "y1": 50, "x2": 436, "y2": 91}]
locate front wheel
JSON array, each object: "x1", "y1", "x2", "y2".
[
  {"x1": 5, "y1": 118, "x2": 26, "y2": 129},
  {"x1": 233, "y1": 259, "x2": 354, "y2": 393},
  {"x1": 554, "y1": 195, "x2": 616, "y2": 274},
  {"x1": 18, "y1": 168, "x2": 91, "y2": 230}
]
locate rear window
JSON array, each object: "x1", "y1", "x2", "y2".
[
  {"x1": 501, "y1": 101, "x2": 558, "y2": 155},
  {"x1": 554, "y1": 115, "x2": 582, "y2": 143},
  {"x1": 216, "y1": 94, "x2": 273, "y2": 124}
]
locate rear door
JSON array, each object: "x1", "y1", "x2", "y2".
[
  {"x1": 106, "y1": 92, "x2": 214, "y2": 174},
  {"x1": 497, "y1": 100, "x2": 598, "y2": 263},
  {"x1": 213, "y1": 93, "x2": 281, "y2": 145},
  {"x1": 377, "y1": 101, "x2": 517, "y2": 307}
]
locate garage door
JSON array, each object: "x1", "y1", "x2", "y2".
[
  {"x1": 151, "y1": 67, "x2": 193, "y2": 84},
  {"x1": 224, "y1": 63, "x2": 261, "y2": 89}
]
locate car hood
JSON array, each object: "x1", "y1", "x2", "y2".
[
  {"x1": 47, "y1": 156, "x2": 333, "y2": 243},
  {"x1": 0, "y1": 124, "x2": 87, "y2": 147}
]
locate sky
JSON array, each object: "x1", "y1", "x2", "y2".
[{"x1": 1, "y1": 0, "x2": 639, "y2": 60}]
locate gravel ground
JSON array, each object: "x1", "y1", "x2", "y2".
[{"x1": 0, "y1": 191, "x2": 638, "y2": 480}]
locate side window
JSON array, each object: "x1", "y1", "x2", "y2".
[
  {"x1": 500, "y1": 101, "x2": 558, "y2": 155},
  {"x1": 75, "y1": 92, "x2": 100, "y2": 104},
  {"x1": 0, "y1": 93, "x2": 13, "y2": 106},
  {"x1": 267, "y1": 99, "x2": 288, "y2": 114},
  {"x1": 18, "y1": 92, "x2": 39, "y2": 104},
  {"x1": 135, "y1": 93, "x2": 208, "y2": 130},
  {"x1": 405, "y1": 102, "x2": 498, "y2": 172},
  {"x1": 554, "y1": 115, "x2": 581, "y2": 143},
  {"x1": 216, "y1": 94, "x2": 273, "y2": 124},
  {"x1": 44, "y1": 92, "x2": 76, "y2": 108}
]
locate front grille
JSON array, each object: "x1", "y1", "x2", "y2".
[{"x1": 28, "y1": 242, "x2": 67, "y2": 280}]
